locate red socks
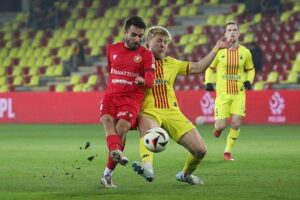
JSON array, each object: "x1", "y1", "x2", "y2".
[
  {"x1": 106, "y1": 134, "x2": 123, "y2": 170},
  {"x1": 106, "y1": 135, "x2": 122, "y2": 152}
]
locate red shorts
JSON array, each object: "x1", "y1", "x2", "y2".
[{"x1": 100, "y1": 95, "x2": 142, "y2": 129}]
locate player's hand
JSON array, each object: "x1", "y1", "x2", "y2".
[
  {"x1": 215, "y1": 36, "x2": 233, "y2": 50},
  {"x1": 243, "y1": 80, "x2": 251, "y2": 90},
  {"x1": 205, "y1": 83, "x2": 215, "y2": 91},
  {"x1": 135, "y1": 76, "x2": 145, "y2": 86}
]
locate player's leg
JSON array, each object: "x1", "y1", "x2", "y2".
[
  {"x1": 224, "y1": 114, "x2": 242, "y2": 161},
  {"x1": 132, "y1": 115, "x2": 159, "y2": 182},
  {"x1": 176, "y1": 129, "x2": 206, "y2": 185},
  {"x1": 214, "y1": 118, "x2": 227, "y2": 137},
  {"x1": 213, "y1": 94, "x2": 230, "y2": 137},
  {"x1": 224, "y1": 93, "x2": 245, "y2": 160},
  {"x1": 100, "y1": 114, "x2": 120, "y2": 188},
  {"x1": 112, "y1": 119, "x2": 131, "y2": 165}
]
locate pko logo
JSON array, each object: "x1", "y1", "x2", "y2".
[
  {"x1": 269, "y1": 92, "x2": 285, "y2": 115},
  {"x1": 0, "y1": 98, "x2": 15, "y2": 118},
  {"x1": 200, "y1": 93, "x2": 214, "y2": 115},
  {"x1": 268, "y1": 92, "x2": 285, "y2": 123},
  {"x1": 196, "y1": 92, "x2": 215, "y2": 124}
]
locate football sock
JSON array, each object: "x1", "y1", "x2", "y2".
[
  {"x1": 182, "y1": 153, "x2": 202, "y2": 175},
  {"x1": 106, "y1": 154, "x2": 118, "y2": 170},
  {"x1": 103, "y1": 167, "x2": 113, "y2": 176},
  {"x1": 106, "y1": 134, "x2": 122, "y2": 152},
  {"x1": 225, "y1": 128, "x2": 240, "y2": 153},
  {"x1": 139, "y1": 137, "x2": 153, "y2": 163}
]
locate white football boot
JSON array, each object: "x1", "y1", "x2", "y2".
[
  {"x1": 100, "y1": 174, "x2": 117, "y2": 188},
  {"x1": 110, "y1": 150, "x2": 128, "y2": 166},
  {"x1": 132, "y1": 161, "x2": 154, "y2": 182},
  {"x1": 175, "y1": 172, "x2": 204, "y2": 185}
]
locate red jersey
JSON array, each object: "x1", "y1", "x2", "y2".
[{"x1": 106, "y1": 42, "x2": 154, "y2": 101}]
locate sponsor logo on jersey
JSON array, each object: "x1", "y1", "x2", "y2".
[
  {"x1": 112, "y1": 79, "x2": 133, "y2": 85},
  {"x1": 111, "y1": 68, "x2": 139, "y2": 77},
  {"x1": 221, "y1": 75, "x2": 241, "y2": 80}
]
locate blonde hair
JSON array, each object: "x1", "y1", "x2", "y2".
[
  {"x1": 146, "y1": 26, "x2": 172, "y2": 43},
  {"x1": 225, "y1": 21, "x2": 239, "y2": 30}
]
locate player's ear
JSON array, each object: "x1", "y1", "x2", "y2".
[{"x1": 146, "y1": 40, "x2": 150, "y2": 49}]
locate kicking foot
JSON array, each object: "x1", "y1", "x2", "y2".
[
  {"x1": 132, "y1": 161, "x2": 154, "y2": 182},
  {"x1": 224, "y1": 152, "x2": 234, "y2": 161},
  {"x1": 214, "y1": 129, "x2": 222, "y2": 138},
  {"x1": 175, "y1": 172, "x2": 204, "y2": 185},
  {"x1": 100, "y1": 174, "x2": 117, "y2": 188},
  {"x1": 110, "y1": 150, "x2": 128, "y2": 166}
]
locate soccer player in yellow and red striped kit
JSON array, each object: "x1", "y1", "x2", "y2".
[
  {"x1": 205, "y1": 21, "x2": 255, "y2": 161},
  {"x1": 132, "y1": 26, "x2": 233, "y2": 184}
]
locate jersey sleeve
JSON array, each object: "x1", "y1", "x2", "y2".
[
  {"x1": 204, "y1": 55, "x2": 218, "y2": 83},
  {"x1": 175, "y1": 58, "x2": 191, "y2": 76},
  {"x1": 143, "y1": 50, "x2": 155, "y2": 71},
  {"x1": 205, "y1": 67, "x2": 216, "y2": 84},
  {"x1": 210, "y1": 55, "x2": 218, "y2": 69},
  {"x1": 245, "y1": 50, "x2": 254, "y2": 70},
  {"x1": 245, "y1": 50, "x2": 255, "y2": 83}
]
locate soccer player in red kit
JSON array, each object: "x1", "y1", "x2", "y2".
[{"x1": 100, "y1": 16, "x2": 155, "y2": 188}]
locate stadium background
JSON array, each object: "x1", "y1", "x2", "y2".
[
  {"x1": 0, "y1": 1, "x2": 299, "y2": 200},
  {"x1": 0, "y1": 0, "x2": 299, "y2": 124}
]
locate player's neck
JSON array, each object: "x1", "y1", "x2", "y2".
[
  {"x1": 229, "y1": 42, "x2": 239, "y2": 50},
  {"x1": 154, "y1": 55, "x2": 165, "y2": 61}
]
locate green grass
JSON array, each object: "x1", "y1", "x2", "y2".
[{"x1": 0, "y1": 124, "x2": 299, "y2": 200}]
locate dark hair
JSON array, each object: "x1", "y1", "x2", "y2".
[{"x1": 125, "y1": 16, "x2": 146, "y2": 31}]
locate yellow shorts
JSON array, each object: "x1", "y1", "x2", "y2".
[
  {"x1": 214, "y1": 92, "x2": 245, "y2": 120},
  {"x1": 140, "y1": 108, "x2": 195, "y2": 142}
]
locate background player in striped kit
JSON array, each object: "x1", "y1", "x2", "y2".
[{"x1": 205, "y1": 21, "x2": 255, "y2": 161}]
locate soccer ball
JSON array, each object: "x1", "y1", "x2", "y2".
[{"x1": 144, "y1": 127, "x2": 169, "y2": 153}]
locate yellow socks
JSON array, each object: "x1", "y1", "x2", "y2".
[
  {"x1": 182, "y1": 153, "x2": 202, "y2": 175},
  {"x1": 139, "y1": 137, "x2": 153, "y2": 163},
  {"x1": 225, "y1": 128, "x2": 240, "y2": 153}
]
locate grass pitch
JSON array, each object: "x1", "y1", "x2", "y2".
[{"x1": 0, "y1": 124, "x2": 299, "y2": 200}]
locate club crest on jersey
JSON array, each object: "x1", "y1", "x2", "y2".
[{"x1": 134, "y1": 55, "x2": 142, "y2": 63}]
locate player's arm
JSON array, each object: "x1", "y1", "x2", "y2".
[
  {"x1": 135, "y1": 51, "x2": 155, "y2": 88},
  {"x1": 190, "y1": 37, "x2": 232, "y2": 74},
  {"x1": 204, "y1": 67, "x2": 216, "y2": 91},
  {"x1": 244, "y1": 50, "x2": 255, "y2": 90}
]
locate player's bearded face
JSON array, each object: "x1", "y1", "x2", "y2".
[
  {"x1": 225, "y1": 24, "x2": 240, "y2": 44},
  {"x1": 147, "y1": 35, "x2": 169, "y2": 60},
  {"x1": 125, "y1": 25, "x2": 144, "y2": 50}
]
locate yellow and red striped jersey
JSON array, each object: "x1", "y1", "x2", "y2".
[
  {"x1": 142, "y1": 56, "x2": 190, "y2": 109},
  {"x1": 205, "y1": 45, "x2": 254, "y2": 94}
]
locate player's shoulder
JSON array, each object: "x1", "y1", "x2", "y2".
[
  {"x1": 108, "y1": 42, "x2": 124, "y2": 49},
  {"x1": 239, "y1": 44, "x2": 251, "y2": 52},
  {"x1": 165, "y1": 56, "x2": 181, "y2": 63},
  {"x1": 138, "y1": 45, "x2": 151, "y2": 53},
  {"x1": 138, "y1": 46, "x2": 153, "y2": 58}
]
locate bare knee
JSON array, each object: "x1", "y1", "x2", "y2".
[
  {"x1": 100, "y1": 115, "x2": 114, "y2": 125},
  {"x1": 193, "y1": 147, "x2": 207, "y2": 159},
  {"x1": 116, "y1": 120, "x2": 130, "y2": 137},
  {"x1": 215, "y1": 119, "x2": 226, "y2": 131},
  {"x1": 231, "y1": 120, "x2": 241, "y2": 130},
  {"x1": 215, "y1": 123, "x2": 226, "y2": 131}
]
